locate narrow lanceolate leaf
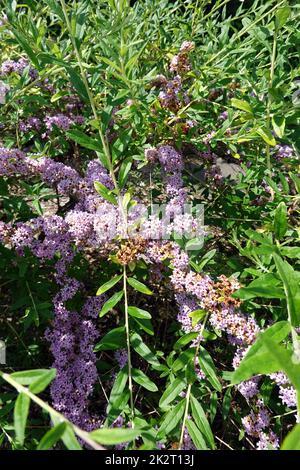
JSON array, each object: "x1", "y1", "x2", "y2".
[
  {"x1": 132, "y1": 368, "x2": 158, "y2": 392},
  {"x1": 130, "y1": 332, "x2": 160, "y2": 366},
  {"x1": 94, "y1": 326, "x2": 126, "y2": 351},
  {"x1": 107, "y1": 367, "x2": 128, "y2": 415},
  {"x1": 128, "y1": 306, "x2": 151, "y2": 319},
  {"x1": 190, "y1": 395, "x2": 215, "y2": 449},
  {"x1": 186, "y1": 419, "x2": 207, "y2": 450},
  {"x1": 89, "y1": 428, "x2": 141, "y2": 445},
  {"x1": 14, "y1": 393, "x2": 30, "y2": 445},
  {"x1": 231, "y1": 98, "x2": 253, "y2": 114},
  {"x1": 97, "y1": 274, "x2": 122, "y2": 295},
  {"x1": 99, "y1": 290, "x2": 123, "y2": 317},
  {"x1": 37, "y1": 422, "x2": 67, "y2": 450},
  {"x1": 231, "y1": 322, "x2": 291, "y2": 384},
  {"x1": 51, "y1": 415, "x2": 82, "y2": 450},
  {"x1": 281, "y1": 424, "x2": 300, "y2": 450},
  {"x1": 159, "y1": 378, "x2": 186, "y2": 408},
  {"x1": 158, "y1": 400, "x2": 185, "y2": 437},
  {"x1": 174, "y1": 332, "x2": 199, "y2": 350},
  {"x1": 66, "y1": 129, "x2": 101, "y2": 151},
  {"x1": 274, "y1": 202, "x2": 288, "y2": 240},
  {"x1": 94, "y1": 181, "x2": 117, "y2": 204},
  {"x1": 29, "y1": 369, "x2": 56, "y2": 394},
  {"x1": 198, "y1": 347, "x2": 222, "y2": 392},
  {"x1": 273, "y1": 255, "x2": 300, "y2": 325},
  {"x1": 256, "y1": 127, "x2": 276, "y2": 146},
  {"x1": 127, "y1": 277, "x2": 153, "y2": 295}
]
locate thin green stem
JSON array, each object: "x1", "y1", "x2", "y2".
[
  {"x1": 123, "y1": 266, "x2": 135, "y2": 427},
  {"x1": 0, "y1": 371, "x2": 105, "y2": 450}
]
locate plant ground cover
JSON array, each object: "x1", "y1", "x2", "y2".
[{"x1": 0, "y1": 0, "x2": 300, "y2": 451}]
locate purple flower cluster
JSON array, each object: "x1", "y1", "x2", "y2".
[
  {"x1": 275, "y1": 144, "x2": 293, "y2": 160},
  {"x1": 0, "y1": 58, "x2": 38, "y2": 79}
]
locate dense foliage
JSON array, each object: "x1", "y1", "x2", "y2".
[{"x1": 0, "y1": 0, "x2": 300, "y2": 451}]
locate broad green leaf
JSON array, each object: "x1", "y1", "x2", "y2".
[
  {"x1": 158, "y1": 400, "x2": 185, "y2": 437},
  {"x1": 14, "y1": 393, "x2": 30, "y2": 445},
  {"x1": 281, "y1": 424, "x2": 300, "y2": 450},
  {"x1": 128, "y1": 306, "x2": 151, "y2": 319},
  {"x1": 256, "y1": 127, "x2": 276, "y2": 146},
  {"x1": 99, "y1": 290, "x2": 123, "y2": 317},
  {"x1": 94, "y1": 326, "x2": 126, "y2": 351},
  {"x1": 262, "y1": 337, "x2": 300, "y2": 390},
  {"x1": 274, "y1": 202, "x2": 287, "y2": 240},
  {"x1": 90, "y1": 427, "x2": 141, "y2": 445},
  {"x1": 127, "y1": 278, "x2": 153, "y2": 295},
  {"x1": 174, "y1": 332, "x2": 199, "y2": 350},
  {"x1": 118, "y1": 160, "x2": 132, "y2": 188},
  {"x1": 29, "y1": 369, "x2": 56, "y2": 394},
  {"x1": 132, "y1": 368, "x2": 158, "y2": 392},
  {"x1": 159, "y1": 378, "x2": 186, "y2": 408},
  {"x1": 276, "y1": 6, "x2": 291, "y2": 28},
  {"x1": 132, "y1": 317, "x2": 154, "y2": 336},
  {"x1": 131, "y1": 333, "x2": 160, "y2": 366},
  {"x1": 274, "y1": 254, "x2": 300, "y2": 326},
  {"x1": 67, "y1": 130, "x2": 101, "y2": 151},
  {"x1": 96, "y1": 275, "x2": 122, "y2": 295},
  {"x1": 231, "y1": 98, "x2": 253, "y2": 114},
  {"x1": 233, "y1": 273, "x2": 284, "y2": 300},
  {"x1": 272, "y1": 115, "x2": 285, "y2": 138},
  {"x1": 51, "y1": 416, "x2": 82, "y2": 450},
  {"x1": 231, "y1": 322, "x2": 291, "y2": 384},
  {"x1": 11, "y1": 369, "x2": 56, "y2": 389},
  {"x1": 37, "y1": 422, "x2": 67, "y2": 450},
  {"x1": 188, "y1": 309, "x2": 207, "y2": 328},
  {"x1": 186, "y1": 419, "x2": 207, "y2": 450},
  {"x1": 190, "y1": 395, "x2": 215, "y2": 449},
  {"x1": 198, "y1": 347, "x2": 222, "y2": 392},
  {"x1": 107, "y1": 367, "x2": 128, "y2": 416},
  {"x1": 94, "y1": 181, "x2": 117, "y2": 204}
]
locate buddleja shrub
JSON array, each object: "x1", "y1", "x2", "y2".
[{"x1": 0, "y1": 0, "x2": 300, "y2": 451}]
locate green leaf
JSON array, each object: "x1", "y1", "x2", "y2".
[
  {"x1": 94, "y1": 326, "x2": 126, "y2": 351},
  {"x1": 130, "y1": 332, "x2": 160, "y2": 366},
  {"x1": 96, "y1": 275, "x2": 122, "y2": 295},
  {"x1": 198, "y1": 347, "x2": 222, "y2": 392},
  {"x1": 118, "y1": 160, "x2": 132, "y2": 188},
  {"x1": 14, "y1": 393, "x2": 30, "y2": 445},
  {"x1": 281, "y1": 424, "x2": 300, "y2": 450},
  {"x1": 90, "y1": 428, "x2": 141, "y2": 445},
  {"x1": 50, "y1": 415, "x2": 82, "y2": 450},
  {"x1": 107, "y1": 367, "x2": 128, "y2": 416},
  {"x1": 94, "y1": 181, "x2": 117, "y2": 204},
  {"x1": 37, "y1": 422, "x2": 67, "y2": 450},
  {"x1": 274, "y1": 254, "x2": 300, "y2": 326},
  {"x1": 233, "y1": 273, "x2": 284, "y2": 300},
  {"x1": 274, "y1": 202, "x2": 288, "y2": 240},
  {"x1": 12, "y1": 30, "x2": 40, "y2": 68},
  {"x1": 99, "y1": 290, "x2": 123, "y2": 317},
  {"x1": 67, "y1": 129, "x2": 101, "y2": 151},
  {"x1": 231, "y1": 322, "x2": 291, "y2": 384},
  {"x1": 272, "y1": 115, "x2": 285, "y2": 138},
  {"x1": 158, "y1": 400, "x2": 185, "y2": 437},
  {"x1": 29, "y1": 369, "x2": 56, "y2": 394},
  {"x1": 159, "y1": 378, "x2": 186, "y2": 408},
  {"x1": 190, "y1": 395, "x2": 215, "y2": 449},
  {"x1": 174, "y1": 332, "x2": 199, "y2": 350},
  {"x1": 132, "y1": 368, "x2": 158, "y2": 392},
  {"x1": 262, "y1": 338, "x2": 300, "y2": 390},
  {"x1": 128, "y1": 306, "x2": 151, "y2": 319},
  {"x1": 11, "y1": 369, "x2": 56, "y2": 391},
  {"x1": 231, "y1": 98, "x2": 253, "y2": 114},
  {"x1": 132, "y1": 317, "x2": 154, "y2": 336},
  {"x1": 127, "y1": 278, "x2": 153, "y2": 295},
  {"x1": 188, "y1": 309, "x2": 207, "y2": 328},
  {"x1": 256, "y1": 127, "x2": 276, "y2": 146},
  {"x1": 276, "y1": 6, "x2": 290, "y2": 28},
  {"x1": 186, "y1": 419, "x2": 207, "y2": 450}
]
